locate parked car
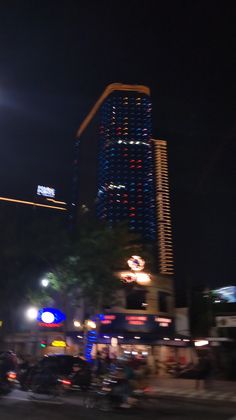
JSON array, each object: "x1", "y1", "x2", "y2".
[
  {"x1": 19, "y1": 354, "x2": 87, "y2": 391},
  {"x1": 0, "y1": 351, "x2": 17, "y2": 394}
]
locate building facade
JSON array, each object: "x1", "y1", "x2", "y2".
[
  {"x1": 153, "y1": 139, "x2": 174, "y2": 275},
  {"x1": 96, "y1": 85, "x2": 156, "y2": 241}
]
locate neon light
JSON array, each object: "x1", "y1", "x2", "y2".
[
  {"x1": 51, "y1": 340, "x2": 66, "y2": 347},
  {"x1": 0, "y1": 197, "x2": 66, "y2": 211},
  {"x1": 104, "y1": 315, "x2": 116, "y2": 320},
  {"x1": 46, "y1": 198, "x2": 67, "y2": 205},
  {"x1": 126, "y1": 316, "x2": 147, "y2": 321},
  {"x1": 38, "y1": 322, "x2": 62, "y2": 328},
  {"x1": 155, "y1": 317, "x2": 172, "y2": 324}
]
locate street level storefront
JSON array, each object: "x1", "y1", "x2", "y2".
[{"x1": 66, "y1": 313, "x2": 192, "y2": 375}]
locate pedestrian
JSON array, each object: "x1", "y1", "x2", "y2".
[{"x1": 195, "y1": 353, "x2": 213, "y2": 390}]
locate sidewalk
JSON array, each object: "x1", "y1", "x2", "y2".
[{"x1": 146, "y1": 377, "x2": 236, "y2": 404}]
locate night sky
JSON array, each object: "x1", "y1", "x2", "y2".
[{"x1": 0, "y1": 1, "x2": 235, "y2": 301}]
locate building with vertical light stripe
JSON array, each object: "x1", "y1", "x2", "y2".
[{"x1": 153, "y1": 139, "x2": 174, "y2": 275}]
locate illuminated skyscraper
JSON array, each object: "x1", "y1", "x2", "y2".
[
  {"x1": 96, "y1": 84, "x2": 156, "y2": 241},
  {"x1": 74, "y1": 84, "x2": 174, "y2": 269},
  {"x1": 153, "y1": 139, "x2": 174, "y2": 275}
]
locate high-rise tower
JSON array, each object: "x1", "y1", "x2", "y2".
[
  {"x1": 96, "y1": 84, "x2": 156, "y2": 241},
  {"x1": 153, "y1": 139, "x2": 174, "y2": 275},
  {"x1": 73, "y1": 83, "x2": 157, "y2": 242}
]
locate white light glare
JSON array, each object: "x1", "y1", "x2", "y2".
[
  {"x1": 41, "y1": 278, "x2": 49, "y2": 288},
  {"x1": 41, "y1": 311, "x2": 55, "y2": 324},
  {"x1": 73, "y1": 320, "x2": 81, "y2": 328},
  {"x1": 86, "y1": 320, "x2": 96, "y2": 329},
  {"x1": 26, "y1": 307, "x2": 38, "y2": 321},
  {"x1": 194, "y1": 340, "x2": 209, "y2": 347}
]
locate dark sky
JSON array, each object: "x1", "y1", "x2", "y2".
[{"x1": 0, "y1": 1, "x2": 235, "y2": 299}]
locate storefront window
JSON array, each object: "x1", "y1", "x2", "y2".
[
  {"x1": 158, "y1": 291, "x2": 170, "y2": 312},
  {"x1": 126, "y1": 289, "x2": 147, "y2": 310}
]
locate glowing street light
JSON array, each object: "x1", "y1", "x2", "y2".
[
  {"x1": 86, "y1": 320, "x2": 96, "y2": 329},
  {"x1": 41, "y1": 278, "x2": 49, "y2": 288},
  {"x1": 194, "y1": 340, "x2": 209, "y2": 347},
  {"x1": 26, "y1": 307, "x2": 38, "y2": 321},
  {"x1": 73, "y1": 320, "x2": 81, "y2": 328}
]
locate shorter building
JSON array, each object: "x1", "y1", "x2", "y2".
[
  {"x1": 3, "y1": 269, "x2": 192, "y2": 375},
  {"x1": 212, "y1": 286, "x2": 236, "y2": 340}
]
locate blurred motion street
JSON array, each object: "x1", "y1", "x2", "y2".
[{"x1": 1, "y1": 388, "x2": 236, "y2": 420}]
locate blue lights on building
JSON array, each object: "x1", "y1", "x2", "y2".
[
  {"x1": 85, "y1": 330, "x2": 97, "y2": 361},
  {"x1": 97, "y1": 90, "x2": 156, "y2": 241}
]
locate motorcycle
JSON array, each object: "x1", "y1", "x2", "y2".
[{"x1": 0, "y1": 371, "x2": 17, "y2": 395}]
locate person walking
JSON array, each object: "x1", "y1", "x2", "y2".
[{"x1": 195, "y1": 353, "x2": 213, "y2": 390}]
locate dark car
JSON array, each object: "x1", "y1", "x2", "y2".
[
  {"x1": 0, "y1": 351, "x2": 18, "y2": 394},
  {"x1": 20, "y1": 354, "x2": 87, "y2": 391}
]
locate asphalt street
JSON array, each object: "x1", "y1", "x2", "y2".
[{"x1": 0, "y1": 389, "x2": 236, "y2": 420}]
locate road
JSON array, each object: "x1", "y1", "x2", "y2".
[{"x1": 0, "y1": 389, "x2": 236, "y2": 420}]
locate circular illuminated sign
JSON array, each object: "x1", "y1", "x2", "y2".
[
  {"x1": 41, "y1": 312, "x2": 55, "y2": 324},
  {"x1": 120, "y1": 272, "x2": 136, "y2": 283},
  {"x1": 37, "y1": 308, "x2": 66, "y2": 326},
  {"x1": 135, "y1": 272, "x2": 151, "y2": 285},
  {"x1": 127, "y1": 256, "x2": 145, "y2": 271}
]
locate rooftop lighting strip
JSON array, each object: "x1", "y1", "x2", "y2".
[
  {"x1": 46, "y1": 198, "x2": 67, "y2": 205},
  {"x1": 77, "y1": 83, "x2": 150, "y2": 138},
  {"x1": 0, "y1": 196, "x2": 67, "y2": 211}
]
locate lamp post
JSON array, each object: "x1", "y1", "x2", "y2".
[
  {"x1": 41, "y1": 278, "x2": 49, "y2": 288},
  {"x1": 25, "y1": 307, "x2": 39, "y2": 356}
]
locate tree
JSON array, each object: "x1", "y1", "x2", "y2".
[{"x1": 31, "y1": 218, "x2": 143, "y2": 317}]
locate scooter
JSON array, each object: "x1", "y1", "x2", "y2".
[{"x1": 0, "y1": 371, "x2": 17, "y2": 395}]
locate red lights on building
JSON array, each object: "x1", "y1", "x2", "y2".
[
  {"x1": 101, "y1": 315, "x2": 116, "y2": 324},
  {"x1": 38, "y1": 322, "x2": 63, "y2": 328},
  {"x1": 155, "y1": 317, "x2": 172, "y2": 327},
  {"x1": 126, "y1": 316, "x2": 147, "y2": 325}
]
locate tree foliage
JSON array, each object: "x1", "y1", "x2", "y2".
[{"x1": 0, "y1": 209, "x2": 148, "y2": 331}]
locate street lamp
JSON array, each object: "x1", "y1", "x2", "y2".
[
  {"x1": 41, "y1": 278, "x2": 49, "y2": 288},
  {"x1": 73, "y1": 319, "x2": 96, "y2": 329},
  {"x1": 86, "y1": 320, "x2": 96, "y2": 329},
  {"x1": 26, "y1": 307, "x2": 38, "y2": 321},
  {"x1": 73, "y1": 320, "x2": 81, "y2": 328}
]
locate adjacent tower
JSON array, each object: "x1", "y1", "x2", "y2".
[{"x1": 153, "y1": 139, "x2": 174, "y2": 275}]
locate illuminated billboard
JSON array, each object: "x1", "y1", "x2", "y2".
[
  {"x1": 213, "y1": 286, "x2": 236, "y2": 303},
  {"x1": 37, "y1": 185, "x2": 55, "y2": 198}
]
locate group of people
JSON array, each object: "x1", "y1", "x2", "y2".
[{"x1": 91, "y1": 352, "x2": 149, "y2": 408}]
